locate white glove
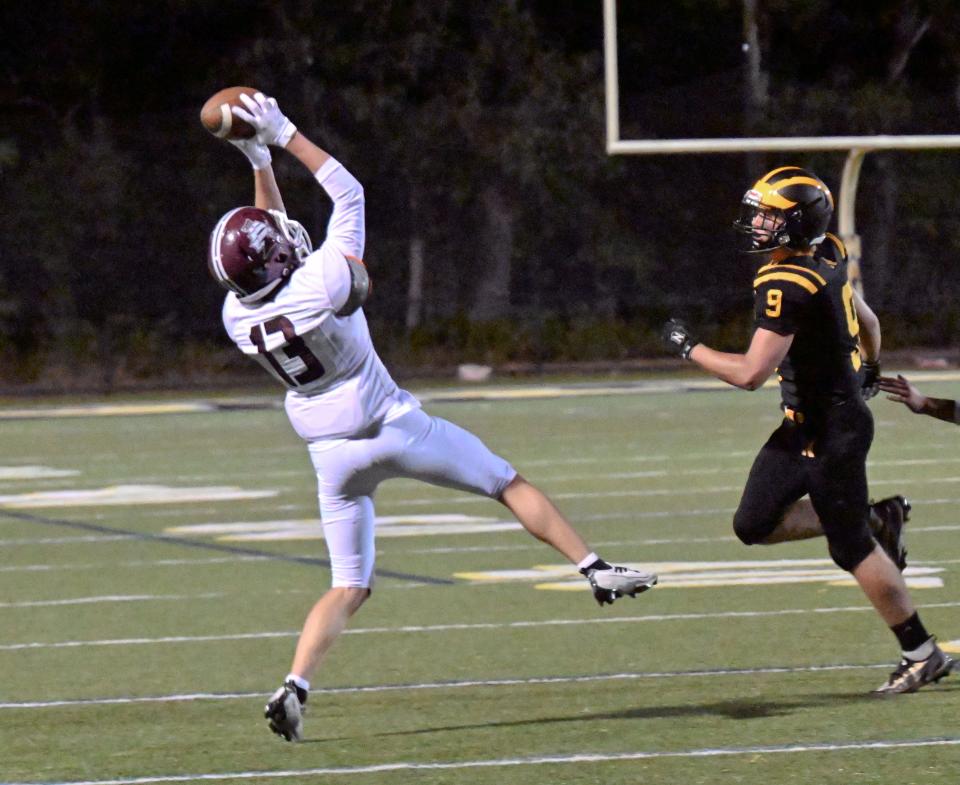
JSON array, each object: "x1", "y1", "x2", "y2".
[
  {"x1": 233, "y1": 92, "x2": 298, "y2": 148},
  {"x1": 229, "y1": 137, "x2": 272, "y2": 170}
]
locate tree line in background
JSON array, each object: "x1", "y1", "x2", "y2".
[{"x1": 3, "y1": 0, "x2": 960, "y2": 391}]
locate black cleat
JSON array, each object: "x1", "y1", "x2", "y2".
[
  {"x1": 264, "y1": 680, "x2": 307, "y2": 741},
  {"x1": 869, "y1": 495, "x2": 910, "y2": 571},
  {"x1": 873, "y1": 643, "x2": 955, "y2": 695}
]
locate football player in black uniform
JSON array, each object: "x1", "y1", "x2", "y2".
[{"x1": 662, "y1": 166, "x2": 954, "y2": 694}]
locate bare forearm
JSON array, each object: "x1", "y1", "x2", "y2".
[
  {"x1": 688, "y1": 344, "x2": 770, "y2": 390},
  {"x1": 284, "y1": 131, "x2": 331, "y2": 174},
  {"x1": 920, "y1": 396, "x2": 960, "y2": 424},
  {"x1": 254, "y1": 167, "x2": 284, "y2": 212}
]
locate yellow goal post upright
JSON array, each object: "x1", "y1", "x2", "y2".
[{"x1": 602, "y1": 0, "x2": 960, "y2": 293}]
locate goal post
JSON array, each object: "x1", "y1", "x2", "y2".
[{"x1": 602, "y1": 0, "x2": 960, "y2": 290}]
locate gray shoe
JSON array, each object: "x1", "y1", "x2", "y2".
[
  {"x1": 581, "y1": 562, "x2": 658, "y2": 606},
  {"x1": 869, "y1": 495, "x2": 910, "y2": 571},
  {"x1": 873, "y1": 643, "x2": 954, "y2": 695},
  {"x1": 265, "y1": 680, "x2": 307, "y2": 741}
]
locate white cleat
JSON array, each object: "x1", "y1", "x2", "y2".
[{"x1": 582, "y1": 563, "x2": 658, "y2": 606}]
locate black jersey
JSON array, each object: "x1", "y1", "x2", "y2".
[{"x1": 752, "y1": 238, "x2": 862, "y2": 411}]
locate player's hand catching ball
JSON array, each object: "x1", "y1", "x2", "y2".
[
  {"x1": 661, "y1": 318, "x2": 699, "y2": 360},
  {"x1": 229, "y1": 137, "x2": 272, "y2": 170},
  {"x1": 233, "y1": 93, "x2": 298, "y2": 148}
]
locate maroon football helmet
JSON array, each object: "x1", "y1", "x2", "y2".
[{"x1": 208, "y1": 207, "x2": 313, "y2": 304}]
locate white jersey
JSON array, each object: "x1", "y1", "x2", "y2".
[{"x1": 221, "y1": 158, "x2": 419, "y2": 441}]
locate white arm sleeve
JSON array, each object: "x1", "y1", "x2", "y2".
[{"x1": 315, "y1": 157, "x2": 365, "y2": 260}]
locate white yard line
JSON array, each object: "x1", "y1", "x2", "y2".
[
  {"x1": 0, "y1": 661, "x2": 912, "y2": 710},
  {"x1": 7, "y1": 738, "x2": 960, "y2": 783},
  {"x1": 0, "y1": 593, "x2": 224, "y2": 609},
  {"x1": 0, "y1": 555, "x2": 268, "y2": 574},
  {"x1": 3, "y1": 601, "x2": 958, "y2": 652}
]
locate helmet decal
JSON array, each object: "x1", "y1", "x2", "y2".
[{"x1": 208, "y1": 207, "x2": 309, "y2": 304}]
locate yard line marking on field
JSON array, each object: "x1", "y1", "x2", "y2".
[
  {"x1": 0, "y1": 484, "x2": 277, "y2": 508},
  {"x1": 0, "y1": 534, "x2": 137, "y2": 545},
  {"x1": 0, "y1": 465, "x2": 80, "y2": 480},
  {"x1": 8, "y1": 738, "x2": 960, "y2": 783},
  {"x1": 0, "y1": 661, "x2": 922, "y2": 710},
  {"x1": 0, "y1": 555, "x2": 269, "y2": 573},
  {"x1": 0, "y1": 592, "x2": 225, "y2": 609},
  {"x1": 0, "y1": 508, "x2": 453, "y2": 586},
  {"x1": 4, "y1": 601, "x2": 958, "y2": 653}
]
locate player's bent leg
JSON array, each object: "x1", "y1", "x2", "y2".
[
  {"x1": 733, "y1": 424, "x2": 808, "y2": 545},
  {"x1": 388, "y1": 412, "x2": 658, "y2": 606},
  {"x1": 499, "y1": 476, "x2": 657, "y2": 604},
  {"x1": 499, "y1": 475, "x2": 591, "y2": 564}
]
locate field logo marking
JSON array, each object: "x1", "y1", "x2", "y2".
[{"x1": 455, "y1": 559, "x2": 944, "y2": 591}]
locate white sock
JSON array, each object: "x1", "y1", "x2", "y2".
[
  {"x1": 577, "y1": 552, "x2": 600, "y2": 571},
  {"x1": 286, "y1": 674, "x2": 310, "y2": 692},
  {"x1": 902, "y1": 637, "x2": 936, "y2": 662}
]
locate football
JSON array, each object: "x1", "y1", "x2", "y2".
[{"x1": 200, "y1": 86, "x2": 259, "y2": 139}]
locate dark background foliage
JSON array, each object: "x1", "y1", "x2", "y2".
[{"x1": 3, "y1": 1, "x2": 960, "y2": 390}]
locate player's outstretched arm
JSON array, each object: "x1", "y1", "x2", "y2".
[{"x1": 878, "y1": 374, "x2": 959, "y2": 423}]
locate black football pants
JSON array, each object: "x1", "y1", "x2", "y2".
[{"x1": 732, "y1": 397, "x2": 877, "y2": 572}]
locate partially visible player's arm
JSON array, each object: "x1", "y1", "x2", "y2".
[
  {"x1": 282, "y1": 132, "x2": 365, "y2": 260},
  {"x1": 253, "y1": 166, "x2": 285, "y2": 213},
  {"x1": 688, "y1": 328, "x2": 793, "y2": 391},
  {"x1": 226, "y1": 135, "x2": 285, "y2": 213},
  {"x1": 878, "y1": 374, "x2": 960, "y2": 424},
  {"x1": 853, "y1": 289, "x2": 880, "y2": 363}
]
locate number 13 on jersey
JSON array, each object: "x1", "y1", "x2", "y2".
[{"x1": 250, "y1": 316, "x2": 326, "y2": 387}]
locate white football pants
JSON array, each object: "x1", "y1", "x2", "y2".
[{"x1": 307, "y1": 407, "x2": 516, "y2": 587}]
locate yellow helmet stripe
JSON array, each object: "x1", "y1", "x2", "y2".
[
  {"x1": 756, "y1": 263, "x2": 827, "y2": 286},
  {"x1": 753, "y1": 272, "x2": 820, "y2": 294},
  {"x1": 756, "y1": 166, "x2": 802, "y2": 184},
  {"x1": 757, "y1": 176, "x2": 831, "y2": 209}
]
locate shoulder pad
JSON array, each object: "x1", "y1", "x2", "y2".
[{"x1": 336, "y1": 255, "x2": 371, "y2": 317}]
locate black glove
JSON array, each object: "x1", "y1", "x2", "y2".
[
  {"x1": 661, "y1": 318, "x2": 699, "y2": 360},
  {"x1": 861, "y1": 360, "x2": 880, "y2": 400}
]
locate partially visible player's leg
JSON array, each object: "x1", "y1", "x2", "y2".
[
  {"x1": 266, "y1": 444, "x2": 383, "y2": 742},
  {"x1": 386, "y1": 409, "x2": 656, "y2": 603},
  {"x1": 498, "y1": 474, "x2": 590, "y2": 563},
  {"x1": 733, "y1": 421, "x2": 808, "y2": 545},
  {"x1": 498, "y1": 474, "x2": 656, "y2": 603},
  {"x1": 291, "y1": 488, "x2": 379, "y2": 681},
  {"x1": 810, "y1": 400, "x2": 954, "y2": 693}
]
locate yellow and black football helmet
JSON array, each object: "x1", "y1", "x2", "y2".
[{"x1": 733, "y1": 166, "x2": 834, "y2": 253}]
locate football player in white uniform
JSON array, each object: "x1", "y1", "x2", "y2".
[{"x1": 208, "y1": 93, "x2": 658, "y2": 742}]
